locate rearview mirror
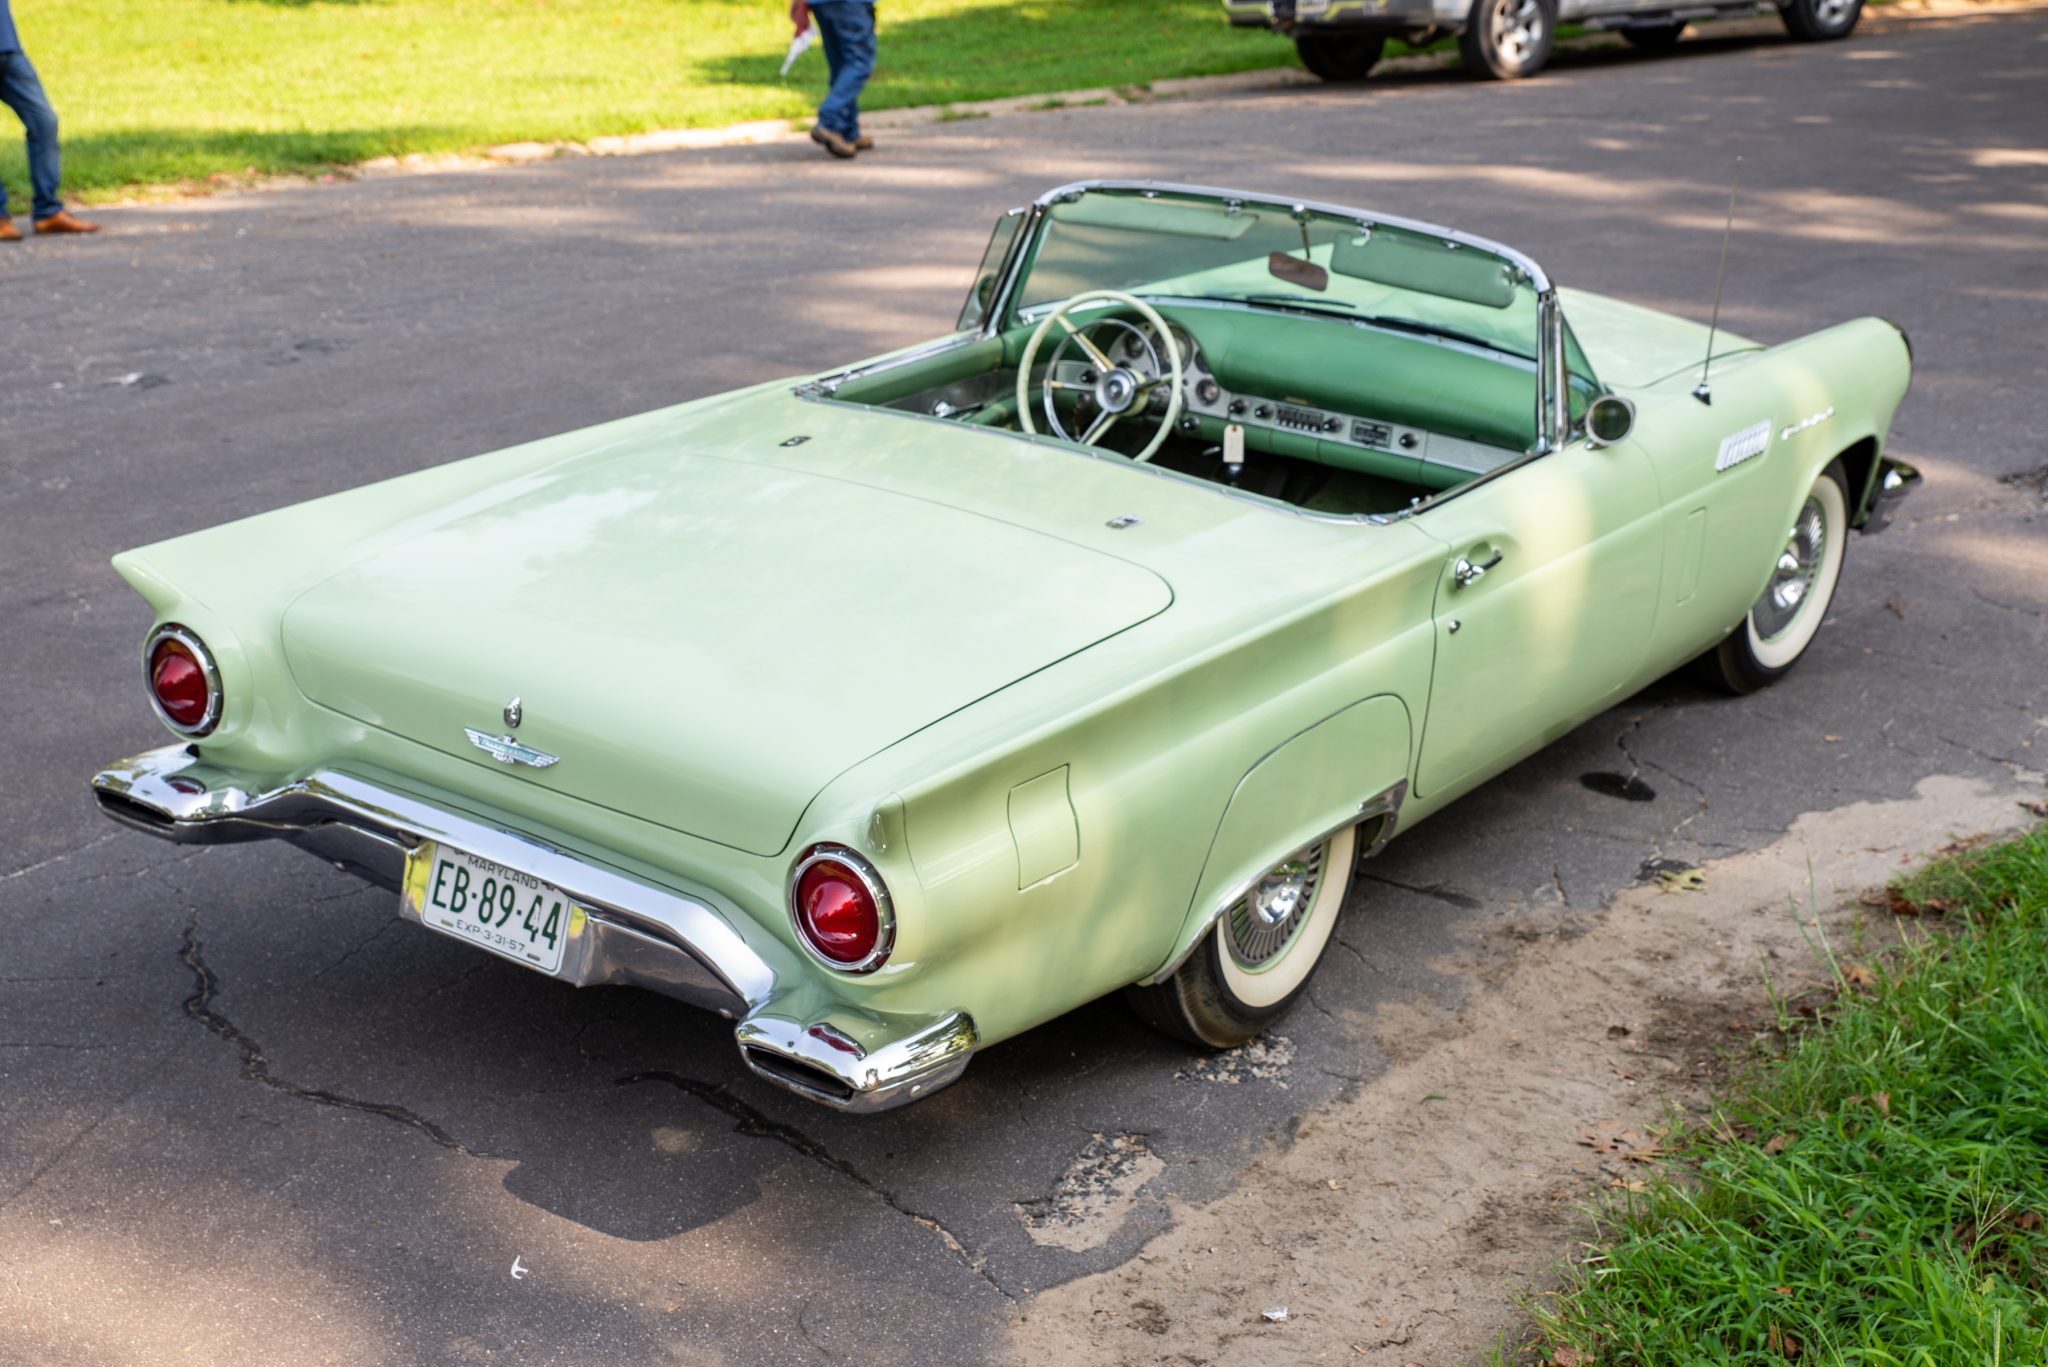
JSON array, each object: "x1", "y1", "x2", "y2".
[
  {"x1": 1586, "y1": 394, "x2": 1636, "y2": 447},
  {"x1": 1268, "y1": 251, "x2": 1329, "y2": 292}
]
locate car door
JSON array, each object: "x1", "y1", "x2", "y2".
[{"x1": 1410, "y1": 434, "x2": 1666, "y2": 801}]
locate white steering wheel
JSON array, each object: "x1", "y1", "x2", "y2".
[{"x1": 1015, "y1": 289, "x2": 1185, "y2": 464}]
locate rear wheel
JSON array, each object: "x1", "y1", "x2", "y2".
[
  {"x1": 1126, "y1": 826, "x2": 1357, "y2": 1048},
  {"x1": 1780, "y1": 0, "x2": 1863, "y2": 40},
  {"x1": 1706, "y1": 460, "x2": 1850, "y2": 694},
  {"x1": 1620, "y1": 21, "x2": 1687, "y2": 48},
  {"x1": 1295, "y1": 31, "x2": 1388, "y2": 80},
  {"x1": 1460, "y1": 0, "x2": 1557, "y2": 78}
]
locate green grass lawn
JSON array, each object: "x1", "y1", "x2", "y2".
[
  {"x1": 1522, "y1": 823, "x2": 2048, "y2": 1365},
  {"x1": 0, "y1": 0, "x2": 1309, "y2": 203}
]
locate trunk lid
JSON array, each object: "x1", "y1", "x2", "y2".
[{"x1": 281, "y1": 446, "x2": 1171, "y2": 855}]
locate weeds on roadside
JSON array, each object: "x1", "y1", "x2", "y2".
[{"x1": 1518, "y1": 822, "x2": 2048, "y2": 1365}]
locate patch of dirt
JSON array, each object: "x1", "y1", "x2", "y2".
[
  {"x1": 1005, "y1": 775, "x2": 2035, "y2": 1365},
  {"x1": 1173, "y1": 1034, "x2": 1294, "y2": 1086},
  {"x1": 1015, "y1": 1134, "x2": 1166, "y2": 1253}
]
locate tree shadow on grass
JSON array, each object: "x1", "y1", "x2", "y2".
[{"x1": 0, "y1": 125, "x2": 458, "y2": 200}]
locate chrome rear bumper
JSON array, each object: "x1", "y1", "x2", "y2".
[{"x1": 90, "y1": 745, "x2": 975, "y2": 1112}]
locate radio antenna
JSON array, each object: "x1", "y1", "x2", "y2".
[{"x1": 1694, "y1": 156, "x2": 1742, "y2": 406}]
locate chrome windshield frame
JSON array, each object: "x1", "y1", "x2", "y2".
[{"x1": 976, "y1": 179, "x2": 1568, "y2": 455}]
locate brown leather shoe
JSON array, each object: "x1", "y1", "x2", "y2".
[
  {"x1": 809, "y1": 125, "x2": 857, "y2": 159},
  {"x1": 33, "y1": 210, "x2": 100, "y2": 234},
  {"x1": 0, "y1": 217, "x2": 20, "y2": 242},
  {"x1": 854, "y1": 134, "x2": 875, "y2": 151}
]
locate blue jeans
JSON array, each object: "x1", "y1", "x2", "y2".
[
  {"x1": 810, "y1": 1, "x2": 875, "y2": 141},
  {"x1": 0, "y1": 50, "x2": 62, "y2": 221}
]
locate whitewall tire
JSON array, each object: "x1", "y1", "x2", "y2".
[
  {"x1": 1709, "y1": 460, "x2": 1849, "y2": 693},
  {"x1": 1126, "y1": 826, "x2": 1358, "y2": 1048}
]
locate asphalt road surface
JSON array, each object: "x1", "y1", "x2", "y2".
[{"x1": 3, "y1": 10, "x2": 2044, "y2": 1363}]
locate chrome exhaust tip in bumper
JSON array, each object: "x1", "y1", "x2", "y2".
[{"x1": 736, "y1": 1007, "x2": 977, "y2": 1112}]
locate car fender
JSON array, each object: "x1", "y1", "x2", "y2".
[{"x1": 1146, "y1": 693, "x2": 1413, "y2": 983}]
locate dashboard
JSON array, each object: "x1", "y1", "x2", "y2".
[{"x1": 1085, "y1": 319, "x2": 1525, "y2": 482}]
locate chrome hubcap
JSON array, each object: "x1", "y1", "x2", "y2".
[
  {"x1": 1227, "y1": 842, "x2": 1326, "y2": 969},
  {"x1": 1752, "y1": 494, "x2": 1827, "y2": 641},
  {"x1": 1492, "y1": 0, "x2": 1544, "y2": 62},
  {"x1": 1814, "y1": 0, "x2": 1852, "y2": 22}
]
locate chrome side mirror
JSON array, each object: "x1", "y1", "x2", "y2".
[{"x1": 1586, "y1": 394, "x2": 1636, "y2": 448}]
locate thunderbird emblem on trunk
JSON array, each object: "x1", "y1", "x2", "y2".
[{"x1": 465, "y1": 728, "x2": 559, "y2": 769}]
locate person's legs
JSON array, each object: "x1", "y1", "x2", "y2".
[
  {"x1": 813, "y1": 2, "x2": 848, "y2": 129},
  {"x1": 0, "y1": 52, "x2": 64, "y2": 221},
  {"x1": 812, "y1": 1, "x2": 875, "y2": 141}
]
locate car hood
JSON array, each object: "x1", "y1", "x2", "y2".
[{"x1": 281, "y1": 444, "x2": 1171, "y2": 856}]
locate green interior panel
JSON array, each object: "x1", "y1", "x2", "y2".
[{"x1": 832, "y1": 337, "x2": 1005, "y2": 408}]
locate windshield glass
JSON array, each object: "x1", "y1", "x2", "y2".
[{"x1": 1012, "y1": 188, "x2": 1541, "y2": 362}]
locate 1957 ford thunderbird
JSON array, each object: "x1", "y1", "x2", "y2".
[{"x1": 91, "y1": 181, "x2": 1917, "y2": 1112}]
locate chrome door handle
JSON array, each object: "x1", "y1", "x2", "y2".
[{"x1": 1452, "y1": 550, "x2": 1503, "y2": 589}]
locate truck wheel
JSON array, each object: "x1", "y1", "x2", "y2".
[
  {"x1": 1620, "y1": 21, "x2": 1687, "y2": 49},
  {"x1": 1781, "y1": 0, "x2": 1863, "y2": 40},
  {"x1": 1706, "y1": 460, "x2": 1850, "y2": 694},
  {"x1": 1460, "y1": 0, "x2": 1558, "y2": 79},
  {"x1": 1295, "y1": 31, "x2": 1388, "y2": 80},
  {"x1": 1126, "y1": 826, "x2": 1357, "y2": 1049}
]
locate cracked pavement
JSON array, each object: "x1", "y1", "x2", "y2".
[{"x1": 1, "y1": 10, "x2": 2044, "y2": 1363}]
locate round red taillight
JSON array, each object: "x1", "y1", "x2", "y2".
[
  {"x1": 790, "y1": 848, "x2": 893, "y2": 972},
  {"x1": 144, "y1": 626, "x2": 220, "y2": 736}
]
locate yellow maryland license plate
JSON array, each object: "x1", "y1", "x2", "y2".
[{"x1": 404, "y1": 841, "x2": 582, "y2": 976}]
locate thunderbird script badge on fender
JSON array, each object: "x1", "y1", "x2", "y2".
[{"x1": 465, "y1": 728, "x2": 560, "y2": 769}]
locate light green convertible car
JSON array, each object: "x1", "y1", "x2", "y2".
[{"x1": 92, "y1": 181, "x2": 1917, "y2": 1111}]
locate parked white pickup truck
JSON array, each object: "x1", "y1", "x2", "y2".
[{"x1": 1224, "y1": 0, "x2": 1861, "y2": 81}]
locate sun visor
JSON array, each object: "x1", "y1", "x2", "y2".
[
  {"x1": 1331, "y1": 230, "x2": 1518, "y2": 309},
  {"x1": 1048, "y1": 195, "x2": 1257, "y2": 241}
]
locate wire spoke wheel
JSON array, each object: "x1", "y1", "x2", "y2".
[
  {"x1": 1225, "y1": 843, "x2": 1326, "y2": 970},
  {"x1": 1126, "y1": 825, "x2": 1359, "y2": 1047},
  {"x1": 1707, "y1": 460, "x2": 1850, "y2": 693}
]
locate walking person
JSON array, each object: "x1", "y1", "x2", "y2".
[
  {"x1": 0, "y1": 0, "x2": 98, "y2": 240},
  {"x1": 795, "y1": 0, "x2": 877, "y2": 160}
]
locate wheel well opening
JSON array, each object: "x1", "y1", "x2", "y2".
[{"x1": 1835, "y1": 436, "x2": 1882, "y2": 526}]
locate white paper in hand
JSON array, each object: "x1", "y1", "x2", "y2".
[{"x1": 780, "y1": 22, "x2": 817, "y2": 78}]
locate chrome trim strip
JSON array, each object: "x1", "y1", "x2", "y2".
[
  {"x1": 89, "y1": 744, "x2": 980, "y2": 1112},
  {"x1": 1022, "y1": 180, "x2": 1555, "y2": 295},
  {"x1": 1142, "y1": 777, "x2": 1409, "y2": 986}
]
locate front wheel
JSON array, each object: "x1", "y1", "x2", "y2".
[
  {"x1": 1780, "y1": 0, "x2": 1863, "y2": 40},
  {"x1": 1707, "y1": 460, "x2": 1850, "y2": 694},
  {"x1": 1126, "y1": 826, "x2": 1357, "y2": 1049},
  {"x1": 1460, "y1": 0, "x2": 1558, "y2": 79},
  {"x1": 1296, "y1": 31, "x2": 1388, "y2": 81}
]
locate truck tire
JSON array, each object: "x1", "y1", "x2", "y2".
[
  {"x1": 1295, "y1": 31, "x2": 1389, "y2": 80},
  {"x1": 1620, "y1": 21, "x2": 1687, "y2": 48},
  {"x1": 1459, "y1": 0, "x2": 1558, "y2": 79},
  {"x1": 1780, "y1": 0, "x2": 1863, "y2": 40}
]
